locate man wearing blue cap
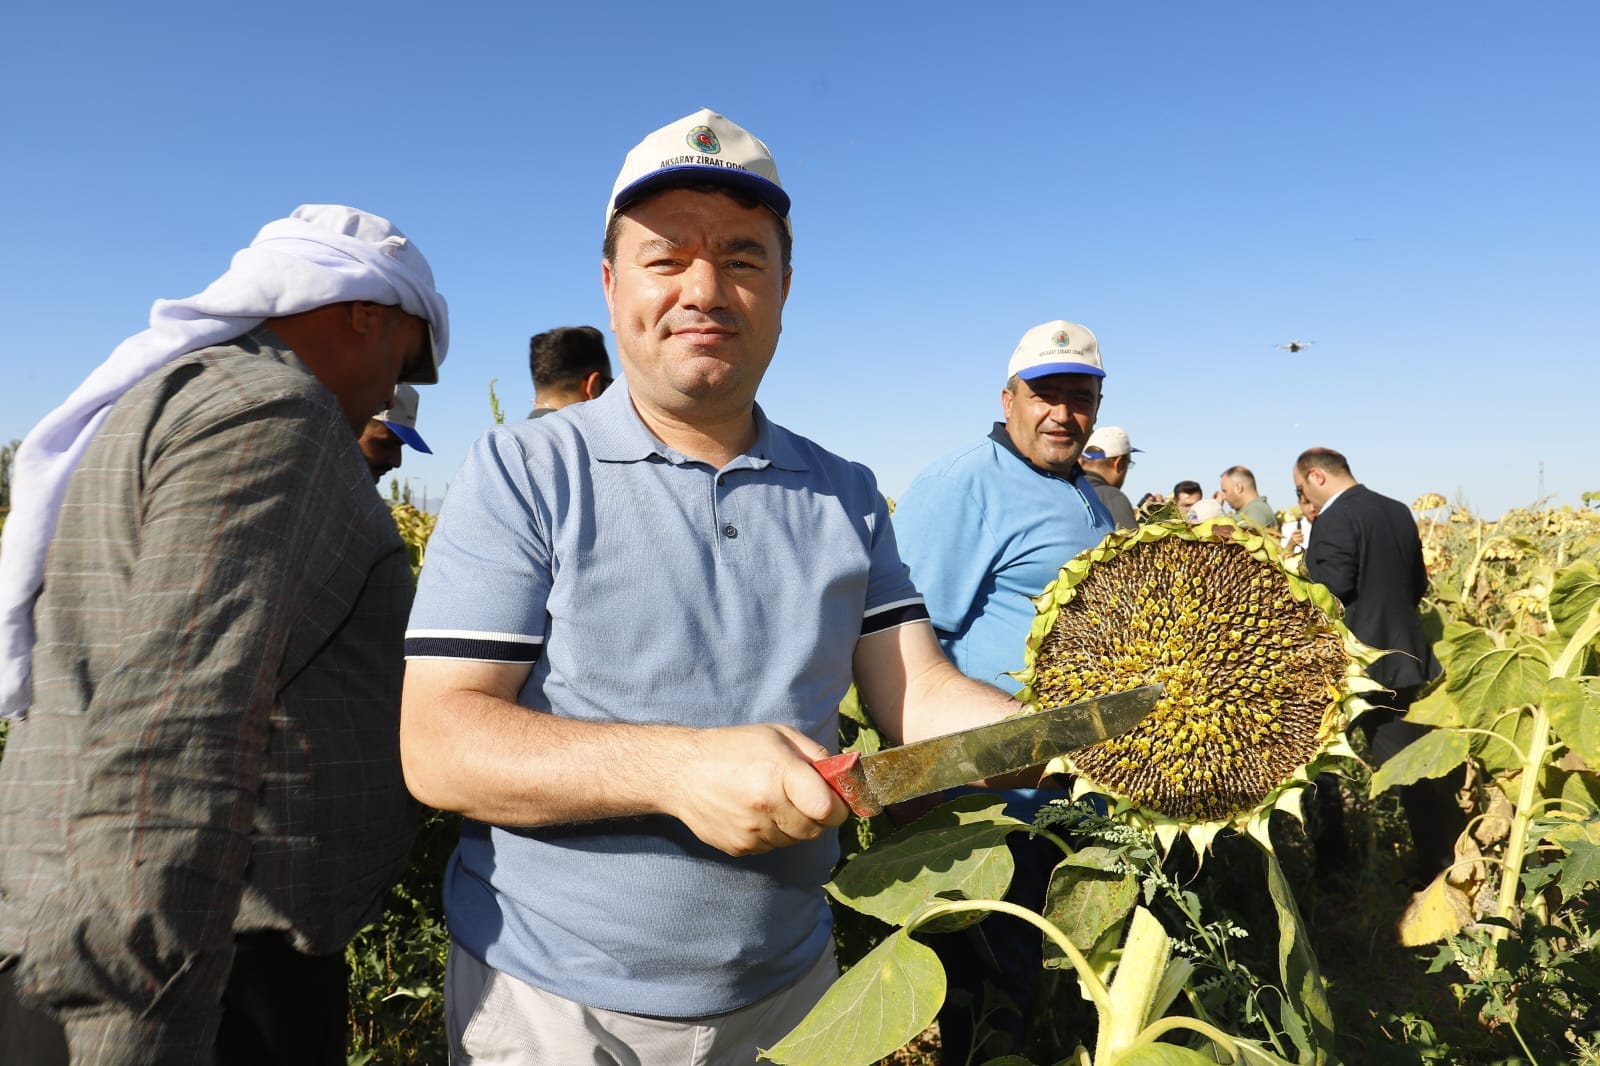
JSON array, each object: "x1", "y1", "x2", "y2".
[
  {"x1": 400, "y1": 110, "x2": 1031, "y2": 1064},
  {"x1": 891, "y1": 319, "x2": 1116, "y2": 1063},
  {"x1": 359, "y1": 383, "x2": 433, "y2": 483}
]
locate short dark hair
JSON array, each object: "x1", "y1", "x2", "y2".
[
  {"x1": 530, "y1": 326, "x2": 611, "y2": 390},
  {"x1": 603, "y1": 182, "x2": 793, "y2": 272},
  {"x1": 1173, "y1": 480, "x2": 1202, "y2": 498},
  {"x1": 1295, "y1": 447, "x2": 1352, "y2": 479},
  {"x1": 1221, "y1": 465, "x2": 1258, "y2": 491}
]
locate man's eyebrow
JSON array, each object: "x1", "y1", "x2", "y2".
[
  {"x1": 713, "y1": 236, "x2": 771, "y2": 258},
  {"x1": 635, "y1": 237, "x2": 684, "y2": 256},
  {"x1": 634, "y1": 235, "x2": 772, "y2": 258}
]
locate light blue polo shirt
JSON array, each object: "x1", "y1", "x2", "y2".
[
  {"x1": 892, "y1": 424, "x2": 1114, "y2": 695},
  {"x1": 405, "y1": 383, "x2": 926, "y2": 1017},
  {"x1": 891, "y1": 425, "x2": 1113, "y2": 822}
]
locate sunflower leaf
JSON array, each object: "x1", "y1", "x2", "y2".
[
  {"x1": 1545, "y1": 677, "x2": 1600, "y2": 767},
  {"x1": 825, "y1": 794, "x2": 1025, "y2": 927},
  {"x1": 1041, "y1": 845, "x2": 1139, "y2": 968},
  {"x1": 759, "y1": 930, "x2": 943, "y2": 1066},
  {"x1": 1261, "y1": 841, "x2": 1335, "y2": 1062},
  {"x1": 1549, "y1": 562, "x2": 1600, "y2": 640},
  {"x1": 1370, "y1": 730, "x2": 1473, "y2": 795},
  {"x1": 1405, "y1": 684, "x2": 1465, "y2": 728},
  {"x1": 1446, "y1": 646, "x2": 1547, "y2": 719}
]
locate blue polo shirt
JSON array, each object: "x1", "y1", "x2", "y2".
[
  {"x1": 405, "y1": 383, "x2": 926, "y2": 1017},
  {"x1": 892, "y1": 425, "x2": 1114, "y2": 695}
]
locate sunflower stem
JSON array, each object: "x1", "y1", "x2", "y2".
[
  {"x1": 1122, "y1": 1015, "x2": 1242, "y2": 1061},
  {"x1": 905, "y1": 899, "x2": 1112, "y2": 1016},
  {"x1": 1093, "y1": 905, "x2": 1171, "y2": 1062}
]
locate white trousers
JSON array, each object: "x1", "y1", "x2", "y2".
[{"x1": 445, "y1": 943, "x2": 838, "y2": 1066}]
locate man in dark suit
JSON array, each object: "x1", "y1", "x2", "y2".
[{"x1": 1294, "y1": 447, "x2": 1463, "y2": 881}]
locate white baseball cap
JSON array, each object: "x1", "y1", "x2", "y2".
[
  {"x1": 376, "y1": 384, "x2": 431, "y2": 454},
  {"x1": 607, "y1": 108, "x2": 790, "y2": 231},
  {"x1": 1006, "y1": 320, "x2": 1105, "y2": 381},
  {"x1": 1082, "y1": 426, "x2": 1141, "y2": 460}
]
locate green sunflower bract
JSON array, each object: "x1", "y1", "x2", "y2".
[{"x1": 1013, "y1": 518, "x2": 1385, "y2": 852}]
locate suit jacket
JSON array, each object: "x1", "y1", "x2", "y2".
[{"x1": 1303, "y1": 483, "x2": 1440, "y2": 692}]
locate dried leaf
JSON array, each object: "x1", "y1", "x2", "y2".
[{"x1": 1397, "y1": 873, "x2": 1474, "y2": 947}]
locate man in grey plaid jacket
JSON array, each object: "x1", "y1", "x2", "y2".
[{"x1": 0, "y1": 205, "x2": 448, "y2": 1065}]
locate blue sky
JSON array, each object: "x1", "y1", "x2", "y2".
[{"x1": 3, "y1": 2, "x2": 1595, "y2": 519}]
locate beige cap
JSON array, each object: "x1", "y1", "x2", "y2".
[
  {"x1": 1082, "y1": 426, "x2": 1140, "y2": 459},
  {"x1": 1006, "y1": 320, "x2": 1105, "y2": 381},
  {"x1": 607, "y1": 108, "x2": 790, "y2": 231}
]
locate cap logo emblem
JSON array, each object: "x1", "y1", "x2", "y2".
[
  {"x1": 687, "y1": 126, "x2": 721, "y2": 155},
  {"x1": 1051, "y1": 329, "x2": 1071, "y2": 347}
]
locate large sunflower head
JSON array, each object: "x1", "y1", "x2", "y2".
[{"x1": 1012, "y1": 518, "x2": 1383, "y2": 851}]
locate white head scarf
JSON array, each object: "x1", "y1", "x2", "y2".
[{"x1": 0, "y1": 204, "x2": 449, "y2": 718}]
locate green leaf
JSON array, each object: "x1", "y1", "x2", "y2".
[
  {"x1": 1556, "y1": 835, "x2": 1600, "y2": 898},
  {"x1": 1261, "y1": 840, "x2": 1335, "y2": 1062},
  {"x1": 1370, "y1": 730, "x2": 1473, "y2": 795},
  {"x1": 1437, "y1": 621, "x2": 1494, "y2": 670},
  {"x1": 1555, "y1": 767, "x2": 1600, "y2": 812},
  {"x1": 1418, "y1": 603, "x2": 1448, "y2": 645},
  {"x1": 1545, "y1": 677, "x2": 1600, "y2": 767},
  {"x1": 1550, "y1": 562, "x2": 1600, "y2": 639},
  {"x1": 1446, "y1": 646, "x2": 1547, "y2": 722},
  {"x1": 760, "y1": 931, "x2": 944, "y2": 1066},
  {"x1": 1477, "y1": 709, "x2": 1536, "y2": 777},
  {"x1": 1405, "y1": 684, "x2": 1465, "y2": 728},
  {"x1": 826, "y1": 794, "x2": 1025, "y2": 927},
  {"x1": 1041, "y1": 846, "x2": 1138, "y2": 968}
]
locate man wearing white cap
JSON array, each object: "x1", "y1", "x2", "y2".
[
  {"x1": 891, "y1": 320, "x2": 1115, "y2": 1063},
  {"x1": 1079, "y1": 425, "x2": 1142, "y2": 530},
  {"x1": 0, "y1": 205, "x2": 448, "y2": 1064},
  {"x1": 400, "y1": 110, "x2": 1028, "y2": 1064},
  {"x1": 359, "y1": 383, "x2": 433, "y2": 483}
]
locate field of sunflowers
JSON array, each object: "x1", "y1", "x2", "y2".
[
  {"x1": 2, "y1": 482, "x2": 1593, "y2": 1064},
  {"x1": 343, "y1": 492, "x2": 1600, "y2": 1066}
]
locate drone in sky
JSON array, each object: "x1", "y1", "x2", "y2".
[{"x1": 1275, "y1": 340, "x2": 1315, "y2": 353}]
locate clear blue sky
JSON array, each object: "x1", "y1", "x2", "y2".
[{"x1": 3, "y1": 2, "x2": 1595, "y2": 519}]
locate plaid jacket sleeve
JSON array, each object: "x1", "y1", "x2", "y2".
[{"x1": 15, "y1": 378, "x2": 367, "y2": 1058}]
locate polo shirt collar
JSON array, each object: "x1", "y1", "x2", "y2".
[
  {"x1": 587, "y1": 382, "x2": 808, "y2": 472},
  {"x1": 988, "y1": 422, "x2": 1085, "y2": 484}
]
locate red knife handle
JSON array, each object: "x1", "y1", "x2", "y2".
[{"x1": 812, "y1": 751, "x2": 881, "y2": 818}]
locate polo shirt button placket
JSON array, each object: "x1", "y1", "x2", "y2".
[{"x1": 723, "y1": 524, "x2": 738, "y2": 539}]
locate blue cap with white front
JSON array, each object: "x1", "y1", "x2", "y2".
[{"x1": 377, "y1": 383, "x2": 432, "y2": 454}]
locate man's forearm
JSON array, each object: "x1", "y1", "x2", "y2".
[{"x1": 401, "y1": 685, "x2": 697, "y2": 826}]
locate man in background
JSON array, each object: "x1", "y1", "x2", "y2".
[
  {"x1": 528, "y1": 325, "x2": 612, "y2": 417},
  {"x1": 1294, "y1": 447, "x2": 1462, "y2": 881},
  {"x1": 1172, "y1": 480, "x2": 1203, "y2": 516},
  {"x1": 892, "y1": 319, "x2": 1114, "y2": 1064},
  {"x1": 359, "y1": 382, "x2": 433, "y2": 483},
  {"x1": 1220, "y1": 465, "x2": 1279, "y2": 531},
  {"x1": 1078, "y1": 425, "x2": 1141, "y2": 530},
  {"x1": 0, "y1": 205, "x2": 447, "y2": 1065}
]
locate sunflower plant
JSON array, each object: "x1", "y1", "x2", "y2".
[
  {"x1": 766, "y1": 519, "x2": 1382, "y2": 1066},
  {"x1": 1370, "y1": 498, "x2": 1600, "y2": 1059}
]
